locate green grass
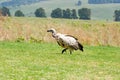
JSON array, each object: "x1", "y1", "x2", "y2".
[{"x1": 0, "y1": 41, "x2": 119, "y2": 80}]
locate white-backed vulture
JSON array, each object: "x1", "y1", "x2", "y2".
[{"x1": 47, "y1": 28, "x2": 83, "y2": 54}]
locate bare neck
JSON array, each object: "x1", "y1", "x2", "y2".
[{"x1": 52, "y1": 32, "x2": 56, "y2": 38}]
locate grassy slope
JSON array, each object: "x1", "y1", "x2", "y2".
[
  {"x1": 0, "y1": 41, "x2": 119, "y2": 80},
  {"x1": 4, "y1": 0, "x2": 120, "y2": 20}
]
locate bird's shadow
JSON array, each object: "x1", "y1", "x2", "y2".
[
  {"x1": 53, "y1": 52, "x2": 83, "y2": 55},
  {"x1": 49, "y1": 49, "x2": 85, "y2": 55}
]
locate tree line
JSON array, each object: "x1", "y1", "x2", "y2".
[
  {"x1": 51, "y1": 8, "x2": 90, "y2": 20},
  {"x1": 0, "y1": 7, "x2": 91, "y2": 20},
  {"x1": 0, "y1": 6, "x2": 120, "y2": 21}
]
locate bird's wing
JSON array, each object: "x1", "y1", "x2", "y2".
[
  {"x1": 64, "y1": 35, "x2": 77, "y2": 45},
  {"x1": 56, "y1": 33, "x2": 80, "y2": 50},
  {"x1": 65, "y1": 35, "x2": 78, "y2": 40},
  {"x1": 65, "y1": 35, "x2": 83, "y2": 50},
  {"x1": 59, "y1": 35, "x2": 79, "y2": 49},
  {"x1": 56, "y1": 33, "x2": 67, "y2": 48}
]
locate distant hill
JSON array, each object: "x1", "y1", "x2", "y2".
[
  {"x1": 0, "y1": 0, "x2": 120, "y2": 21},
  {"x1": 88, "y1": 0, "x2": 120, "y2": 4},
  {"x1": 0, "y1": 0, "x2": 48, "y2": 7}
]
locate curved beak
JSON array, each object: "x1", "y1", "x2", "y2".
[
  {"x1": 47, "y1": 30, "x2": 50, "y2": 32},
  {"x1": 47, "y1": 29, "x2": 52, "y2": 32}
]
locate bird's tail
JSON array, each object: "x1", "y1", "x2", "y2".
[{"x1": 78, "y1": 42, "x2": 83, "y2": 52}]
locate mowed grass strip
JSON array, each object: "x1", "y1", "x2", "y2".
[{"x1": 0, "y1": 42, "x2": 119, "y2": 80}]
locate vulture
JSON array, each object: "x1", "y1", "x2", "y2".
[{"x1": 47, "y1": 28, "x2": 83, "y2": 54}]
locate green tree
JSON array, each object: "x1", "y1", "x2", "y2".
[
  {"x1": 114, "y1": 10, "x2": 120, "y2": 21},
  {"x1": 63, "y1": 8, "x2": 72, "y2": 19},
  {"x1": 15, "y1": 10, "x2": 24, "y2": 17},
  {"x1": 51, "y1": 8, "x2": 63, "y2": 18},
  {"x1": 78, "y1": 8, "x2": 91, "y2": 20},
  {"x1": 62, "y1": 10, "x2": 66, "y2": 18},
  {"x1": 34, "y1": 8, "x2": 46, "y2": 17},
  {"x1": 71, "y1": 9, "x2": 78, "y2": 19},
  {"x1": 1, "y1": 7, "x2": 11, "y2": 16}
]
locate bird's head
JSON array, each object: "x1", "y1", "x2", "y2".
[{"x1": 47, "y1": 28, "x2": 56, "y2": 34}]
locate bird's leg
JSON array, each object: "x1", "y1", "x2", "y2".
[
  {"x1": 62, "y1": 48, "x2": 67, "y2": 54},
  {"x1": 70, "y1": 50, "x2": 72, "y2": 54}
]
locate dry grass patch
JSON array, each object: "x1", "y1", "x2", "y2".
[{"x1": 0, "y1": 17, "x2": 120, "y2": 46}]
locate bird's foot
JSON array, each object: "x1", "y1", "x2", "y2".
[
  {"x1": 70, "y1": 51, "x2": 72, "y2": 54},
  {"x1": 62, "y1": 48, "x2": 67, "y2": 54}
]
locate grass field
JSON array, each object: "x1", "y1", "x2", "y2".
[{"x1": 0, "y1": 41, "x2": 119, "y2": 80}]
